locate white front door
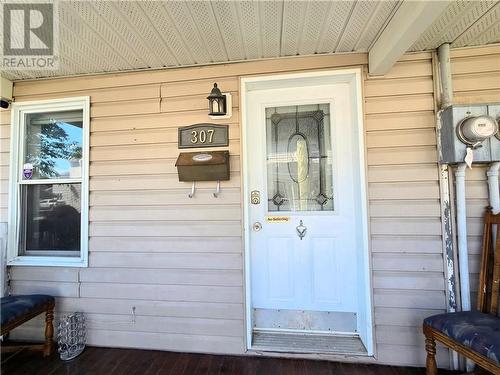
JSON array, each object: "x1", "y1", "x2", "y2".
[{"x1": 244, "y1": 72, "x2": 371, "y2": 348}]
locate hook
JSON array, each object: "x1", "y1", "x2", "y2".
[
  {"x1": 188, "y1": 181, "x2": 196, "y2": 198},
  {"x1": 213, "y1": 180, "x2": 221, "y2": 198}
]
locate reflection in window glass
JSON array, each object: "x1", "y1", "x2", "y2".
[
  {"x1": 20, "y1": 184, "x2": 81, "y2": 254},
  {"x1": 266, "y1": 104, "x2": 334, "y2": 212},
  {"x1": 24, "y1": 110, "x2": 83, "y2": 179}
]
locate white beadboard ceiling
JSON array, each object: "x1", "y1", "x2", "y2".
[{"x1": 2, "y1": 0, "x2": 499, "y2": 81}]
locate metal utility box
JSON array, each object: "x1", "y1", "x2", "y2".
[
  {"x1": 175, "y1": 151, "x2": 230, "y2": 182},
  {"x1": 439, "y1": 104, "x2": 500, "y2": 164}
]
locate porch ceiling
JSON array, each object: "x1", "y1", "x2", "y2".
[{"x1": 2, "y1": 0, "x2": 499, "y2": 81}]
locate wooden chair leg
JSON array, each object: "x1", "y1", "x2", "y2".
[
  {"x1": 425, "y1": 332, "x2": 438, "y2": 375},
  {"x1": 43, "y1": 306, "x2": 54, "y2": 357}
]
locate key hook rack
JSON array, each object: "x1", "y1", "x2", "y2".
[
  {"x1": 188, "y1": 181, "x2": 196, "y2": 198},
  {"x1": 213, "y1": 180, "x2": 221, "y2": 198},
  {"x1": 187, "y1": 180, "x2": 221, "y2": 199}
]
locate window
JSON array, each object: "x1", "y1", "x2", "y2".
[
  {"x1": 8, "y1": 97, "x2": 89, "y2": 267},
  {"x1": 266, "y1": 104, "x2": 334, "y2": 212}
]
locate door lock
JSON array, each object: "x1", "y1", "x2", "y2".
[
  {"x1": 252, "y1": 222, "x2": 262, "y2": 232},
  {"x1": 251, "y1": 190, "x2": 260, "y2": 205}
]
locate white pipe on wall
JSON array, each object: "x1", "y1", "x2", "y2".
[
  {"x1": 455, "y1": 163, "x2": 471, "y2": 311},
  {"x1": 438, "y1": 43, "x2": 453, "y2": 108},
  {"x1": 436, "y1": 44, "x2": 459, "y2": 370},
  {"x1": 487, "y1": 163, "x2": 500, "y2": 290},
  {"x1": 436, "y1": 110, "x2": 459, "y2": 313},
  {"x1": 436, "y1": 45, "x2": 459, "y2": 314},
  {"x1": 487, "y1": 162, "x2": 500, "y2": 214}
]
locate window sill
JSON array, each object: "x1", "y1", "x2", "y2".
[{"x1": 7, "y1": 255, "x2": 88, "y2": 268}]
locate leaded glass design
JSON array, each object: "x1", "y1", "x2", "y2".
[{"x1": 266, "y1": 104, "x2": 334, "y2": 212}]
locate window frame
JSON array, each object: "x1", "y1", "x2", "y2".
[{"x1": 8, "y1": 97, "x2": 90, "y2": 267}]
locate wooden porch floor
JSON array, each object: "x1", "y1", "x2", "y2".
[{"x1": 0, "y1": 346, "x2": 462, "y2": 375}]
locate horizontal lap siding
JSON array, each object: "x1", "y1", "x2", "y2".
[
  {"x1": 9, "y1": 54, "x2": 368, "y2": 354},
  {"x1": 364, "y1": 56, "x2": 447, "y2": 367},
  {"x1": 450, "y1": 45, "x2": 500, "y2": 308},
  {"x1": 464, "y1": 166, "x2": 494, "y2": 306},
  {"x1": 0, "y1": 110, "x2": 10, "y2": 223},
  {"x1": 451, "y1": 45, "x2": 500, "y2": 105},
  {"x1": 0, "y1": 110, "x2": 10, "y2": 297},
  {"x1": 6, "y1": 50, "x2": 453, "y2": 366},
  {"x1": 10, "y1": 74, "x2": 246, "y2": 354}
]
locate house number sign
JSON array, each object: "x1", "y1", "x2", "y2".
[{"x1": 178, "y1": 123, "x2": 229, "y2": 149}]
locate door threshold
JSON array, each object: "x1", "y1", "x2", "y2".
[{"x1": 251, "y1": 330, "x2": 367, "y2": 355}]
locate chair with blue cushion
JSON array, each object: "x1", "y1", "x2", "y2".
[
  {"x1": 423, "y1": 207, "x2": 500, "y2": 375},
  {"x1": 1, "y1": 294, "x2": 55, "y2": 357}
]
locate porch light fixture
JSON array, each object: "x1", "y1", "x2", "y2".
[{"x1": 207, "y1": 83, "x2": 226, "y2": 116}]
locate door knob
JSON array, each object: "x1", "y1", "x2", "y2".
[
  {"x1": 296, "y1": 220, "x2": 307, "y2": 240},
  {"x1": 253, "y1": 222, "x2": 262, "y2": 232}
]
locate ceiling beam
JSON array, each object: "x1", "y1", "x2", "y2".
[{"x1": 368, "y1": 0, "x2": 449, "y2": 76}]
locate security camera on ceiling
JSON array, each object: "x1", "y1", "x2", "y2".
[{"x1": 1, "y1": 76, "x2": 13, "y2": 110}]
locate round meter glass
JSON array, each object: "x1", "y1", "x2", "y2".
[
  {"x1": 471, "y1": 116, "x2": 497, "y2": 137},
  {"x1": 458, "y1": 115, "x2": 498, "y2": 145}
]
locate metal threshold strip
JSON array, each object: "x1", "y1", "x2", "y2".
[{"x1": 251, "y1": 330, "x2": 368, "y2": 355}]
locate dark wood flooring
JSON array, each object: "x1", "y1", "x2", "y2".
[{"x1": 1, "y1": 346, "x2": 461, "y2": 375}]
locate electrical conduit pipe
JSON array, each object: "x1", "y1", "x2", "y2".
[
  {"x1": 455, "y1": 163, "x2": 471, "y2": 311},
  {"x1": 487, "y1": 162, "x2": 500, "y2": 214}
]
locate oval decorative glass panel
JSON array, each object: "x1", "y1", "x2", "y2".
[
  {"x1": 287, "y1": 133, "x2": 309, "y2": 183},
  {"x1": 266, "y1": 104, "x2": 334, "y2": 212}
]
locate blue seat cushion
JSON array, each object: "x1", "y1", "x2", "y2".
[
  {"x1": 1, "y1": 294, "x2": 55, "y2": 328},
  {"x1": 425, "y1": 311, "x2": 500, "y2": 364}
]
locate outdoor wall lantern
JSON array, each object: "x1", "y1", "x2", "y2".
[
  {"x1": 207, "y1": 83, "x2": 225, "y2": 115},
  {"x1": 207, "y1": 83, "x2": 232, "y2": 119}
]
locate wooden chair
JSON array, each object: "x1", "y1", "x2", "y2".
[
  {"x1": 423, "y1": 207, "x2": 500, "y2": 375},
  {"x1": 1, "y1": 294, "x2": 55, "y2": 357}
]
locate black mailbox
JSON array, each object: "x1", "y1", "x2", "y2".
[{"x1": 175, "y1": 151, "x2": 230, "y2": 182}]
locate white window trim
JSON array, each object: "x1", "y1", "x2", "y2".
[{"x1": 8, "y1": 96, "x2": 90, "y2": 267}]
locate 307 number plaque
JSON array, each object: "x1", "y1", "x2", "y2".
[{"x1": 178, "y1": 123, "x2": 229, "y2": 149}]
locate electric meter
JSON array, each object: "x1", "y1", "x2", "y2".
[
  {"x1": 456, "y1": 115, "x2": 498, "y2": 148},
  {"x1": 438, "y1": 104, "x2": 500, "y2": 164}
]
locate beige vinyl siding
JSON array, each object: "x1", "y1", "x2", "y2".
[
  {"x1": 1, "y1": 110, "x2": 10, "y2": 296},
  {"x1": 451, "y1": 45, "x2": 500, "y2": 105},
  {"x1": 450, "y1": 45, "x2": 500, "y2": 308},
  {"x1": 8, "y1": 54, "x2": 367, "y2": 356},
  {"x1": 0, "y1": 110, "x2": 10, "y2": 223},
  {"x1": 464, "y1": 166, "x2": 490, "y2": 306},
  {"x1": 5, "y1": 46, "x2": 495, "y2": 367},
  {"x1": 10, "y1": 75, "x2": 246, "y2": 353},
  {"x1": 364, "y1": 54, "x2": 449, "y2": 367}
]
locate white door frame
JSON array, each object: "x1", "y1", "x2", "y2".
[{"x1": 240, "y1": 69, "x2": 373, "y2": 355}]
